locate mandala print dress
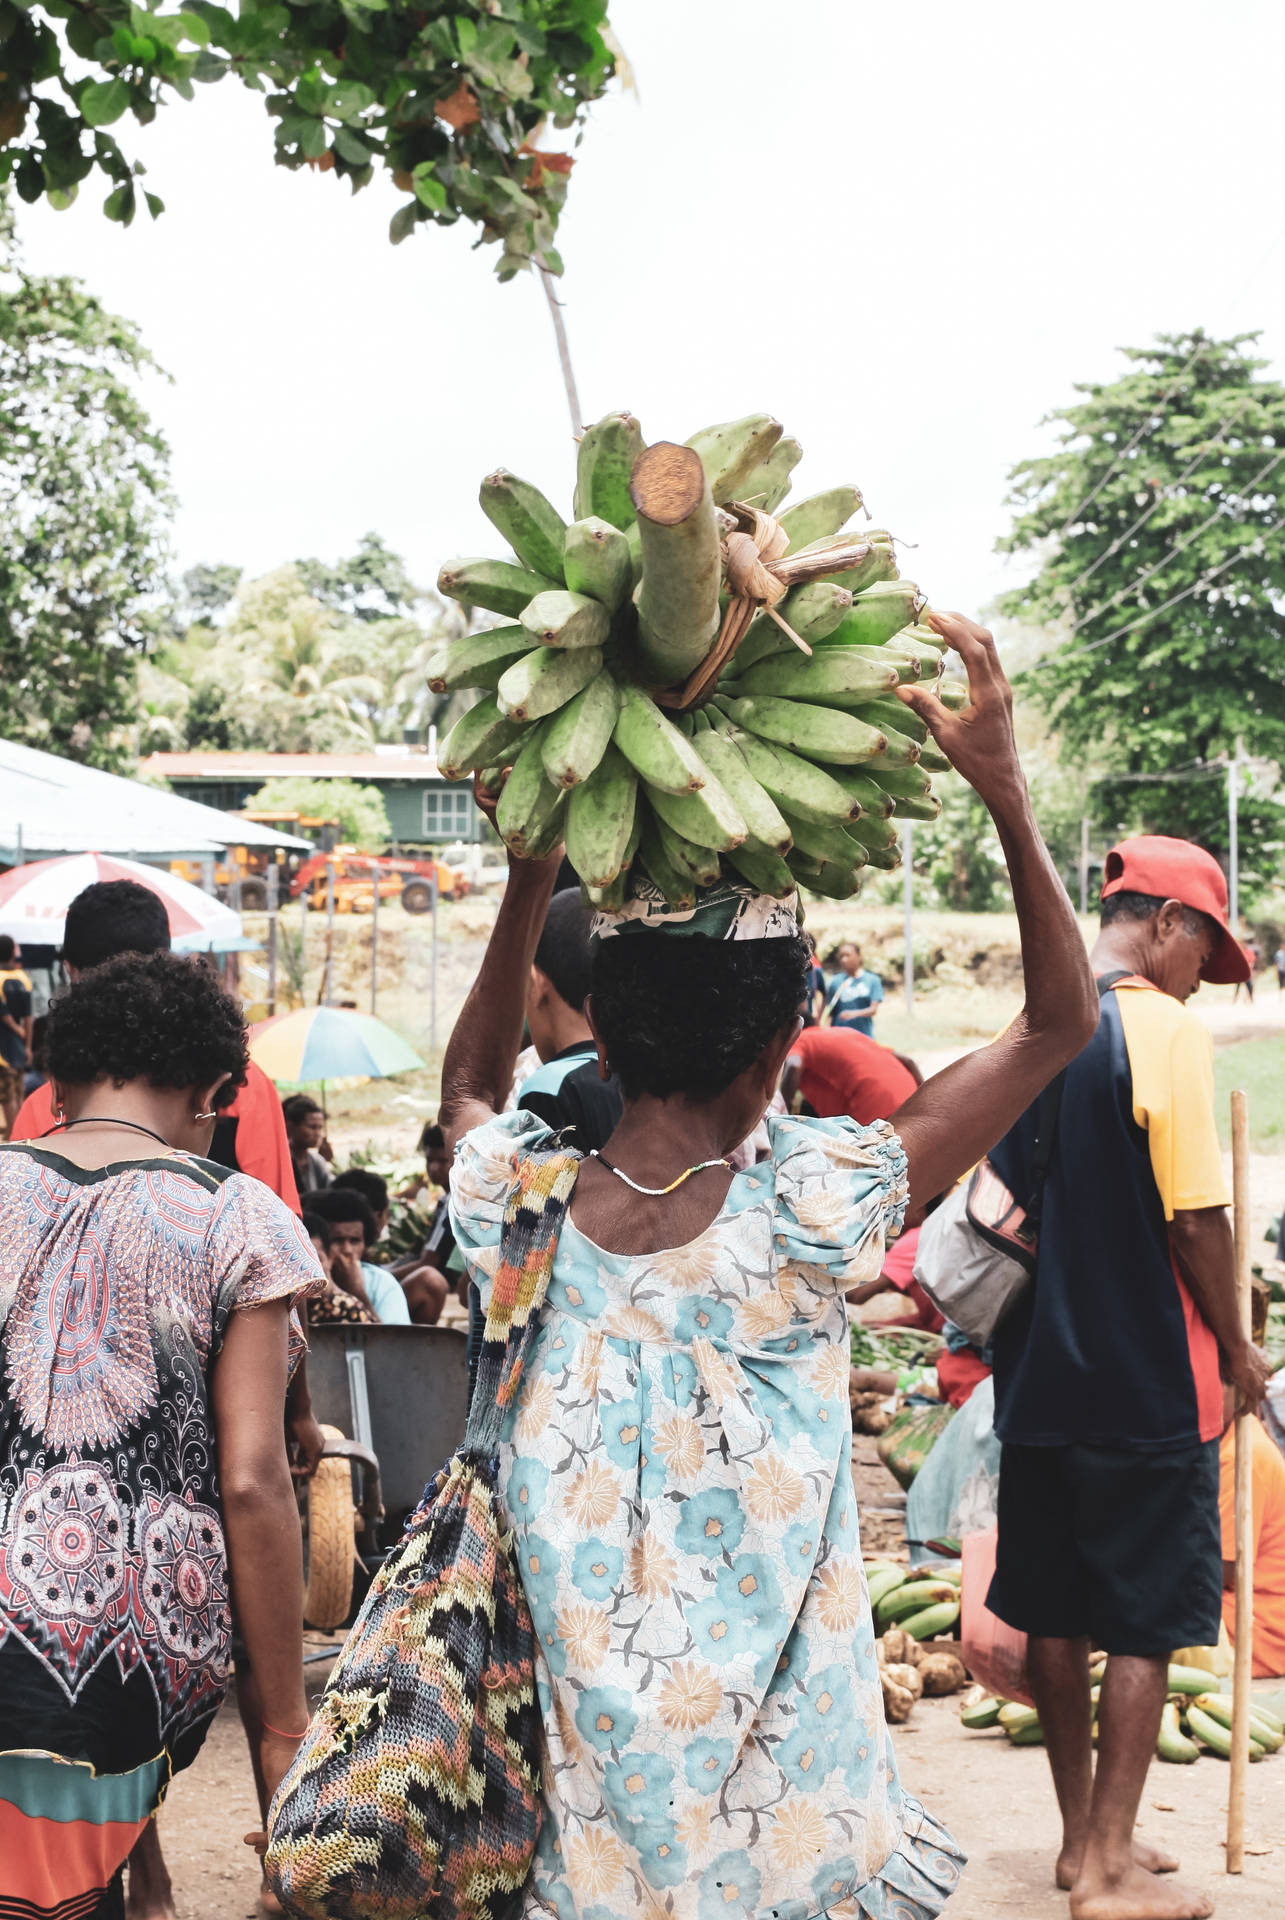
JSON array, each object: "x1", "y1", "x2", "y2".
[
  {"x1": 451, "y1": 1110, "x2": 965, "y2": 1920},
  {"x1": 0, "y1": 1144, "x2": 321, "y2": 1919}
]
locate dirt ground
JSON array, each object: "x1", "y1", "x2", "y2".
[{"x1": 148, "y1": 1440, "x2": 1285, "y2": 1919}]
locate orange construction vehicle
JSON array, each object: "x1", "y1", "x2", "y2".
[{"x1": 288, "y1": 846, "x2": 469, "y2": 914}]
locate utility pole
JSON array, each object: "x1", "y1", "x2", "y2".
[
  {"x1": 540, "y1": 266, "x2": 583, "y2": 438},
  {"x1": 1079, "y1": 815, "x2": 1090, "y2": 917},
  {"x1": 370, "y1": 856, "x2": 379, "y2": 1018},
  {"x1": 1227, "y1": 739, "x2": 1241, "y2": 933},
  {"x1": 902, "y1": 822, "x2": 914, "y2": 1016},
  {"x1": 266, "y1": 856, "x2": 279, "y2": 1016}
]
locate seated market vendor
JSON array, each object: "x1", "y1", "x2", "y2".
[{"x1": 438, "y1": 611, "x2": 1097, "y2": 1920}]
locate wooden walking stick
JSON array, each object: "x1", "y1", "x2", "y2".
[{"x1": 1226, "y1": 1088, "x2": 1254, "y2": 1874}]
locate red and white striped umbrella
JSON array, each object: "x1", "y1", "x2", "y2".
[{"x1": 0, "y1": 853, "x2": 241, "y2": 950}]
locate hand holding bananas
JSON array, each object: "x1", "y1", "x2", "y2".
[{"x1": 434, "y1": 411, "x2": 969, "y2": 909}]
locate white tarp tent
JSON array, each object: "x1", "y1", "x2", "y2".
[{"x1": 0, "y1": 738, "x2": 312, "y2": 862}]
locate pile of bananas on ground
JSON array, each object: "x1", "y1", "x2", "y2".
[{"x1": 432, "y1": 412, "x2": 962, "y2": 907}]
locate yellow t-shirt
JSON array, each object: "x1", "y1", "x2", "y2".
[
  {"x1": 1220, "y1": 1418, "x2": 1285, "y2": 1679},
  {"x1": 1115, "y1": 983, "x2": 1229, "y2": 1219}
]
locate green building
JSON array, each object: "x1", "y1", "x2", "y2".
[{"x1": 140, "y1": 748, "x2": 480, "y2": 849}]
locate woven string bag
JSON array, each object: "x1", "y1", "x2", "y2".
[{"x1": 264, "y1": 1146, "x2": 581, "y2": 1920}]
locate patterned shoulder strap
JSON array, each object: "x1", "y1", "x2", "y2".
[{"x1": 464, "y1": 1146, "x2": 581, "y2": 1454}]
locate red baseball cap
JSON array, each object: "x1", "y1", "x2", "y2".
[{"x1": 1100, "y1": 835, "x2": 1249, "y2": 984}]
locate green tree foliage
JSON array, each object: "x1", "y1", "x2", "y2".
[
  {"x1": 0, "y1": 190, "x2": 172, "y2": 769},
  {"x1": 1000, "y1": 331, "x2": 1285, "y2": 876},
  {"x1": 296, "y1": 532, "x2": 417, "y2": 622},
  {"x1": 0, "y1": 1, "x2": 617, "y2": 277},
  {"x1": 243, "y1": 773, "x2": 389, "y2": 847}
]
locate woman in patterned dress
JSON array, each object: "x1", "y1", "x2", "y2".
[
  {"x1": 439, "y1": 614, "x2": 1098, "y2": 1920},
  {"x1": 0, "y1": 952, "x2": 322, "y2": 1920}
]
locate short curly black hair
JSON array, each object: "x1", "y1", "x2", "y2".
[
  {"x1": 590, "y1": 931, "x2": 809, "y2": 1101},
  {"x1": 44, "y1": 951, "x2": 249, "y2": 1104}
]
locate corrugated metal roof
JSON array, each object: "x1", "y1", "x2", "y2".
[
  {"x1": 0, "y1": 739, "x2": 314, "y2": 861},
  {"x1": 141, "y1": 749, "x2": 446, "y2": 781}
]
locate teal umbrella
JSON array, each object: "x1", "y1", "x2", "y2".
[{"x1": 249, "y1": 1006, "x2": 424, "y2": 1086}]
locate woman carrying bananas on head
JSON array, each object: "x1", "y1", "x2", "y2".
[{"x1": 439, "y1": 612, "x2": 1096, "y2": 1920}]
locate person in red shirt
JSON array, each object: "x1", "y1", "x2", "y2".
[
  {"x1": 9, "y1": 877, "x2": 320, "y2": 1920},
  {"x1": 779, "y1": 1022, "x2": 919, "y2": 1125}
]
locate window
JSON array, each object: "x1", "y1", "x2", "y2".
[{"x1": 422, "y1": 786, "x2": 473, "y2": 839}]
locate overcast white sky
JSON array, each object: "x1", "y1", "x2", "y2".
[{"x1": 15, "y1": 0, "x2": 1285, "y2": 625}]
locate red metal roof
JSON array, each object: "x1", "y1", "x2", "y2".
[{"x1": 141, "y1": 750, "x2": 445, "y2": 781}]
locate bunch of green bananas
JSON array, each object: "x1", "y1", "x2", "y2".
[{"x1": 432, "y1": 411, "x2": 961, "y2": 908}]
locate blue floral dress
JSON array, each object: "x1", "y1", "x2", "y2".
[{"x1": 451, "y1": 1111, "x2": 964, "y2": 1920}]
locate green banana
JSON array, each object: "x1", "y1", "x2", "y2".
[
  {"x1": 876, "y1": 1580, "x2": 960, "y2": 1630},
  {"x1": 565, "y1": 745, "x2": 638, "y2": 888},
  {"x1": 654, "y1": 811, "x2": 721, "y2": 887},
  {"x1": 894, "y1": 634, "x2": 948, "y2": 675},
  {"x1": 900, "y1": 1599, "x2": 961, "y2": 1640},
  {"x1": 562, "y1": 516, "x2": 633, "y2": 612},
  {"x1": 861, "y1": 842, "x2": 903, "y2": 871},
  {"x1": 891, "y1": 793, "x2": 943, "y2": 823},
  {"x1": 1155, "y1": 1702, "x2": 1200, "y2": 1763},
  {"x1": 725, "y1": 841, "x2": 797, "y2": 898},
  {"x1": 1007, "y1": 1721, "x2": 1045, "y2": 1747},
  {"x1": 1185, "y1": 1703, "x2": 1264, "y2": 1759},
  {"x1": 869, "y1": 762, "x2": 933, "y2": 799},
  {"x1": 864, "y1": 1566, "x2": 908, "y2": 1610},
  {"x1": 828, "y1": 769, "x2": 893, "y2": 817},
  {"x1": 778, "y1": 486, "x2": 863, "y2": 553},
  {"x1": 813, "y1": 539, "x2": 899, "y2": 596},
  {"x1": 727, "y1": 727, "x2": 862, "y2": 826},
  {"x1": 438, "y1": 557, "x2": 559, "y2": 618},
  {"x1": 959, "y1": 1695, "x2": 1002, "y2": 1731},
  {"x1": 646, "y1": 775, "x2": 747, "y2": 853},
  {"x1": 574, "y1": 412, "x2": 646, "y2": 529},
  {"x1": 871, "y1": 724, "x2": 923, "y2": 769},
  {"x1": 685, "y1": 414, "x2": 783, "y2": 503},
  {"x1": 496, "y1": 728, "x2": 562, "y2": 855},
  {"x1": 852, "y1": 696, "x2": 928, "y2": 741},
  {"x1": 998, "y1": 1702, "x2": 1041, "y2": 1735},
  {"x1": 613, "y1": 685, "x2": 709, "y2": 796},
  {"x1": 825, "y1": 582, "x2": 925, "y2": 649},
  {"x1": 480, "y1": 469, "x2": 567, "y2": 580},
  {"x1": 519, "y1": 588, "x2": 612, "y2": 651},
  {"x1": 496, "y1": 645, "x2": 602, "y2": 724},
  {"x1": 735, "y1": 650, "x2": 900, "y2": 704},
  {"x1": 426, "y1": 625, "x2": 533, "y2": 694},
  {"x1": 476, "y1": 763, "x2": 506, "y2": 797},
  {"x1": 541, "y1": 673, "x2": 622, "y2": 789},
  {"x1": 637, "y1": 815, "x2": 697, "y2": 909},
  {"x1": 1167, "y1": 1663, "x2": 1221, "y2": 1696},
  {"x1": 826, "y1": 648, "x2": 920, "y2": 690},
  {"x1": 1193, "y1": 1694, "x2": 1285, "y2": 1752},
  {"x1": 436, "y1": 696, "x2": 529, "y2": 780},
  {"x1": 728, "y1": 582, "x2": 856, "y2": 676},
  {"x1": 900, "y1": 622, "x2": 948, "y2": 652},
  {"x1": 918, "y1": 742, "x2": 951, "y2": 773},
  {"x1": 525, "y1": 790, "x2": 568, "y2": 861},
  {"x1": 736, "y1": 434, "x2": 803, "y2": 513},
  {"x1": 721, "y1": 694, "x2": 889, "y2": 767},
  {"x1": 847, "y1": 814, "x2": 900, "y2": 855},
  {"x1": 691, "y1": 726, "x2": 793, "y2": 854},
  {"x1": 939, "y1": 680, "x2": 969, "y2": 712},
  {"x1": 786, "y1": 849, "x2": 863, "y2": 899},
  {"x1": 782, "y1": 810, "x2": 868, "y2": 870}
]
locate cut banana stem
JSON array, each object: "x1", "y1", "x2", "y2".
[{"x1": 630, "y1": 443, "x2": 724, "y2": 682}]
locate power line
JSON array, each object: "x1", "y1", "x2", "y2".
[
  {"x1": 1064, "y1": 403, "x2": 1251, "y2": 601},
  {"x1": 1045, "y1": 508, "x2": 1285, "y2": 667},
  {"x1": 1074, "y1": 445, "x2": 1285, "y2": 631}
]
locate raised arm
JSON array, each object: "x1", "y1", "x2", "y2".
[
  {"x1": 891, "y1": 613, "x2": 1098, "y2": 1216},
  {"x1": 438, "y1": 816, "x2": 563, "y2": 1156}
]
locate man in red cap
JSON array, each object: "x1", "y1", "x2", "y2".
[{"x1": 985, "y1": 835, "x2": 1270, "y2": 1920}]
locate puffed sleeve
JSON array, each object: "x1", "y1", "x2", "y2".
[
  {"x1": 209, "y1": 1173, "x2": 325, "y2": 1350},
  {"x1": 768, "y1": 1113, "x2": 908, "y2": 1287},
  {"x1": 449, "y1": 1109, "x2": 557, "y2": 1299}
]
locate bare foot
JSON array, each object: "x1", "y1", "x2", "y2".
[
  {"x1": 1069, "y1": 1863, "x2": 1213, "y2": 1920},
  {"x1": 260, "y1": 1878, "x2": 285, "y2": 1915},
  {"x1": 1058, "y1": 1838, "x2": 1180, "y2": 1889}
]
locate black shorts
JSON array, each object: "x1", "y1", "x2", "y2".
[{"x1": 987, "y1": 1437, "x2": 1222, "y2": 1656}]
